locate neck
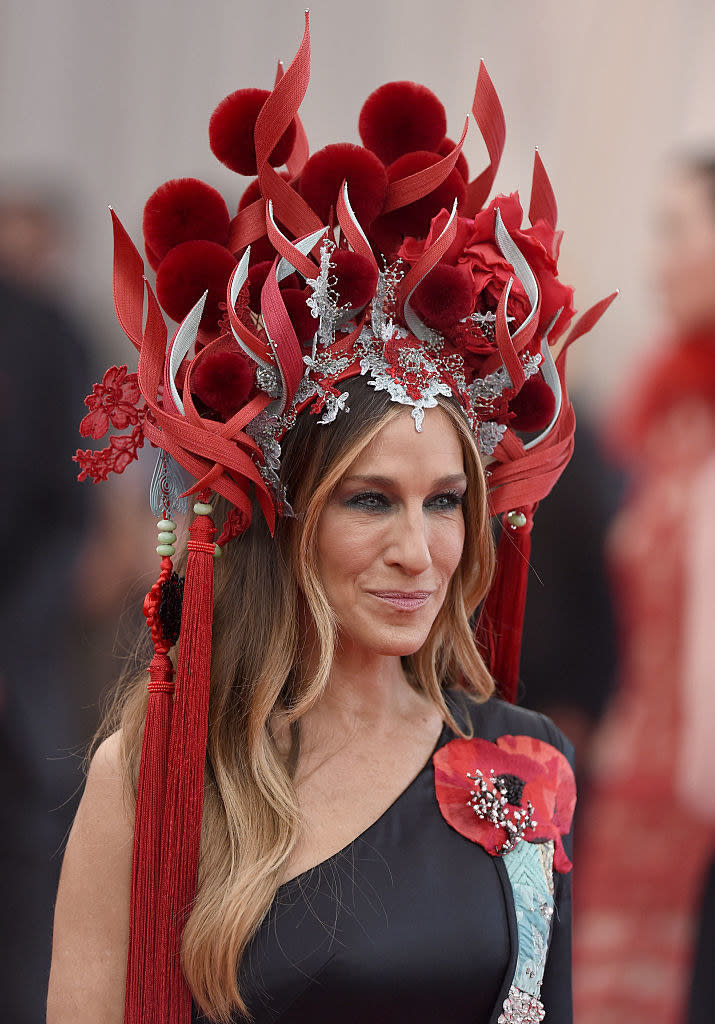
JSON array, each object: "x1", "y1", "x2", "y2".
[{"x1": 320, "y1": 641, "x2": 414, "y2": 725}]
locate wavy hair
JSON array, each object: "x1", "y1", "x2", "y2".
[{"x1": 99, "y1": 378, "x2": 495, "y2": 1021}]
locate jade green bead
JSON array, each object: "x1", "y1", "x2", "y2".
[
  {"x1": 213, "y1": 544, "x2": 222, "y2": 558},
  {"x1": 157, "y1": 519, "x2": 175, "y2": 531},
  {"x1": 193, "y1": 502, "x2": 213, "y2": 516},
  {"x1": 156, "y1": 544, "x2": 176, "y2": 556},
  {"x1": 157, "y1": 532, "x2": 176, "y2": 544},
  {"x1": 506, "y1": 510, "x2": 527, "y2": 529}
]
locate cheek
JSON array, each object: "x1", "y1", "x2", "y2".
[
  {"x1": 315, "y1": 509, "x2": 389, "y2": 588},
  {"x1": 428, "y1": 517, "x2": 466, "y2": 581}
]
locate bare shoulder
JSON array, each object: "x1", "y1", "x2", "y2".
[{"x1": 47, "y1": 730, "x2": 134, "y2": 1024}]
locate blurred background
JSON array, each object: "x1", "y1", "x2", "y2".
[{"x1": 1, "y1": 0, "x2": 714, "y2": 1021}]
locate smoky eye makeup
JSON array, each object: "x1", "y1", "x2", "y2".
[
  {"x1": 425, "y1": 489, "x2": 466, "y2": 511},
  {"x1": 343, "y1": 490, "x2": 393, "y2": 512},
  {"x1": 340, "y1": 485, "x2": 466, "y2": 513}
]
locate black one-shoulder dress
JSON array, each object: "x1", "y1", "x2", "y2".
[{"x1": 193, "y1": 689, "x2": 575, "y2": 1024}]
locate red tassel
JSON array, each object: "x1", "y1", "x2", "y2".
[
  {"x1": 477, "y1": 505, "x2": 535, "y2": 703},
  {"x1": 125, "y1": 557, "x2": 175, "y2": 1024},
  {"x1": 156, "y1": 498, "x2": 217, "y2": 1022}
]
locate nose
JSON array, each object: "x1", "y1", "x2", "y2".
[{"x1": 384, "y1": 503, "x2": 432, "y2": 575}]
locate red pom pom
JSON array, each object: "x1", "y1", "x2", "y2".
[
  {"x1": 143, "y1": 178, "x2": 230, "y2": 261},
  {"x1": 411, "y1": 264, "x2": 474, "y2": 329},
  {"x1": 155, "y1": 240, "x2": 236, "y2": 327},
  {"x1": 300, "y1": 144, "x2": 387, "y2": 226},
  {"x1": 437, "y1": 138, "x2": 470, "y2": 183},
  {"x1": 509, "y1": 375, "x2": 556, "y2": 432},
  {"x1": 247, "y1": 260, "x2": 298, "y2": 310},
  {"x1": 191, "y1": 350, "x2": 255, "y2": 420},
  {"x1": 359, "y1": 81, "x2": 447, "y2": 164},
  {"x1": 280, "y1": 288, "x2": 316, "y2": 345},
  {"x1": 237, "y1": 170, "x2": 291, "y2": 212},
  {"x1": 238, "y1": 176, "x2": 262, "y2": 211},
  {"x1": 209, "y1": 88, "x2": 297, "y2": 176},
  {"x1": 145, "y1": 242, "x2": 161, "y2": 272},
  {"x1": 330, "y1": 249, "x2": 378, "y2": 309},
  {"x1": 369, "y1": 151, "x2": 467, "y2": 254}
]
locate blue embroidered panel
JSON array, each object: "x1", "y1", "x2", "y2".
[{"x1": 502, "y1": 840, "x2": 554, "y2": 998}]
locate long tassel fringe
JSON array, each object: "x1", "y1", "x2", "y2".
[
  {"x1": 477, "y1": 505, "x2": 536, "y2": 704},
  {"x1": 156, "y1": 502, "x2": 216, "y2": 1022}
]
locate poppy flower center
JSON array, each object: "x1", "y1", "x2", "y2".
[{"x1": 494, "y1": 772, "x2": 525, "y2": 806}]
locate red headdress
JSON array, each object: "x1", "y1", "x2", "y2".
[{"x1": 75, "y1": 13, "x2": 615, "y2": 1021}]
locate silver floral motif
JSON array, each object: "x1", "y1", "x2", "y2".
[
  {"x1": 522, "y1": 352, "x2": 542, "y2": 379},
  {"x1": 470, "y1": 366, "x2": 512, "y2": 405},
  {"x1": 498, "y1": 985, "x2": 546, "y2": 1024},
  {"x1": 466, "y1": 767, "x2": 537, "y2": 854}
]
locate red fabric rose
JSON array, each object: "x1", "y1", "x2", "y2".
[
  {"x1": 398, "y1": 209, "x2": 474, "y2": 268},
  {"x1": 432, "y1": 733, "x2": 576, "y2": 873},
  {"x1": 460, "y1": 239, "x2": 532, "y2": 324},
  {"x1": 463, "y1": 192, "x2": 575, "y2": 341}
]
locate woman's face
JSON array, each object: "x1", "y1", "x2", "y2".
[
  {"x1": 315, "y1": 405, "x2": 467, "y2": 659},
  {"x1": 652, "y1": 168, "x2": 715, "y2": 331}
]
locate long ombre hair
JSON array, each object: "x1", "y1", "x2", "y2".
[{"x1": 101, "y1": 379, "x2": 495, "y2": 1021}]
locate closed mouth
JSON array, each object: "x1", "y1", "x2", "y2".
[{"x1": 368, "y1": 590, "x2": 433, "y2": 610}]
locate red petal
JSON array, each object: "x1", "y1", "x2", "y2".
[
  {"x1": 120, "y1": 374, "x2": 141, "y2": 404},
  {"x1": 79, "y1": 409, "x2": 109, "y2": 439}
]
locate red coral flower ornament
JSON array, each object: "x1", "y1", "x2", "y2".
[{"x1": 433, "y1": 734, "x2": 576, "y2": 873}]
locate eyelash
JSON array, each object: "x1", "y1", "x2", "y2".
[{"x1": 345, "y1": 490, "x2": 464, "y2": 513}]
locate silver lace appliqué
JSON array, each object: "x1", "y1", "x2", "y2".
[{"x1": 356, "y1": 320, "x2": 453, "y2": 431}]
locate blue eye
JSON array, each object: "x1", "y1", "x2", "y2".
[
  {"x1": 346, "y1": 491, "x2": 391, "y2": 512},
  {"x1": 427, "y1": 491, "x2": 464, "y2": 511}
]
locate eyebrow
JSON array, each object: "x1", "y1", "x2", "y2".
[{"x1": 342, "y1": 473, "x2": 468, "y2": 489}]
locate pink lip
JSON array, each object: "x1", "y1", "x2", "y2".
[{"x1": 369, "y1": 590, "x2": 433, "y2": 611}]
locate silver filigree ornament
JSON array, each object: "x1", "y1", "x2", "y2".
[
  {"x1": 466, "y1": 767, "x2": 538, "y2": 854},
  {"x1": 497, "y1": 985, "x2": 546, "y2": 1024},
  {"x1": 149, "y1": 449, "x2": 190, "y2": 520},
  {"x1": 305, "y1": 238, "x2": 352, "y2": 352}
]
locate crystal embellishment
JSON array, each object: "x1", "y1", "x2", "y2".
[{"x1": 497, "y1": 985, "x2": 546, "y2": 1024}]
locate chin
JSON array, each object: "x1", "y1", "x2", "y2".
[{"x1": 340, "y1": 616, "x2": 436, "y2": 658}]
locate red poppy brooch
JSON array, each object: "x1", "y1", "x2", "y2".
[{"x1": 432, "y1": 734, "x2": 576, "y2": 873}]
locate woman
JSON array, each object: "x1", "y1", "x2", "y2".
[
  {"x1": 573, "y1": 156, "x2": 715, "y2": 1024},
  {"x1": 48, "y1": 15, "x2": 611, "y2": 1023}
]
